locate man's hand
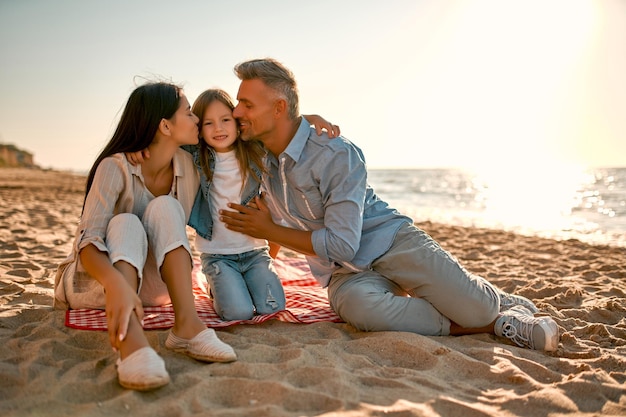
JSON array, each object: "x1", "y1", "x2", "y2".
[
  {"x1": 221, "y1": 193, "x2": 316, "y2": 256},
  {"x1": 220, "y1": 194, "x2": 274, "y2": 239}
]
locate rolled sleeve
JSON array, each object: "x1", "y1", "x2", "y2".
[
  {"x1": 310, "y1": 144, "x2": 367, "y2": 263},
  {"x1": 311, "y1": 229, "x2": 329, "y2": 260}
]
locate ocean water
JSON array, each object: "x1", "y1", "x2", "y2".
[{"x1": 367, "y1": 166, "x2": 626, "y2": 248}]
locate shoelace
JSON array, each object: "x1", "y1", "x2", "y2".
[{"x1": 501, "y1": 315, "x2": 536, "y2": 349}]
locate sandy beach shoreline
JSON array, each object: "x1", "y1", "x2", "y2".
[{"x1": 1, "y1": 167, "x2": 625, "y2": 417}]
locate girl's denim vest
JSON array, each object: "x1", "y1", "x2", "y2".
[{"x1": 185, "y1": 145, "x2": 263, "y2": 240}]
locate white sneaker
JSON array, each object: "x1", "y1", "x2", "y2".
[
  {"x1": 499, "y1": 291, "x2": 539, "y2": 314},
  {"x1": 495, "y1": 306, "x2": 559, "y2": 351}
]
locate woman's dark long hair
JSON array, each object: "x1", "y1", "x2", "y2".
[{"x1": 83, "y1": 82, "x2": 182, "y2": 210}]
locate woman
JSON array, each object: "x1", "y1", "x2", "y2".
[{"x1": 54, "y1": 81, "x2": 236, "y2": 391}]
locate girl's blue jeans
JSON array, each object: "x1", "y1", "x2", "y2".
[{"x1": 200, "y1": 248, "x2": 286, "y2": 321}]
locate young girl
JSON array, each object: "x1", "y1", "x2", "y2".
[
  {"x1": 186, "y1": 89, "x2": 283, "y2": 320},
  {"x1": 185, "y1": 89, "x2": 339, "y2": 321},
  {"x1": 54, "y1": 82, "x2": 236, "y2": 392}
]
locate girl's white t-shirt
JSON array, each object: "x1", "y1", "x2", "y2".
[{"x1": 194, "y1": 150, "x2": 267, "y2": 254}]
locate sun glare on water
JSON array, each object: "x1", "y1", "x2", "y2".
[{"x1": 472, "y1": 161, "x2": 592, "y2": 238}]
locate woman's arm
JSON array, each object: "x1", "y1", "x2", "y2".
[
  {"x1": 79, "y1": 245, "x2": 144, "y2": 350},
  {"x1": 79, "y1": 156, "x2": 143, "y2": 349}
]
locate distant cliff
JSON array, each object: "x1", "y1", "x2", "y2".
[{"x1": 0, "y1": 144, "x2": 37, "y2": 168}]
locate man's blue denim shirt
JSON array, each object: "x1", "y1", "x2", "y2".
[
  {"x1": 262, "y1": 117, "x2": 412, "y2": 287},
  {"x1": 185, "y1": 145, "x2": 263, "y2": 240}
]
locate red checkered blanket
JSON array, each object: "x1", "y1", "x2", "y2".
[{"x1": 65, "y1": 256, "x2": 343, "y2": 331}]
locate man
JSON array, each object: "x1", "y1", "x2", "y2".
[{"x1": 220, "y1": 58, "x2": 559, "y2": 351}]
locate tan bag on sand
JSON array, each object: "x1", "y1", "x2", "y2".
[{"x1": 53, "y1": 228, "x2": 106, "y2": 310}]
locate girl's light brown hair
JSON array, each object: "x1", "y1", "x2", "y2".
[{"x1": 191, "y1": 89, "x2": 266, "y2": 188}]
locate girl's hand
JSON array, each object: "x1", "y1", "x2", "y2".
[
  {"x1": 124, "y1": 149, "x2": 150, "y2": 166},
  {"x1": 303, "y1": 114, "x2": 341, "y2": 138}
]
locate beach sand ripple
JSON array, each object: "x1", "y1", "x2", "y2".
[{"x1": 1, "y1": 168, "x2": 625, "y2": 417}]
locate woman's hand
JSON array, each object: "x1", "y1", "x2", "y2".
[
  {"x1": 103, "y1": 273, "x2": 144, "y2": 350},
  {"x1": 79, "y1": 245, "x2": 144, "y2": 350}
]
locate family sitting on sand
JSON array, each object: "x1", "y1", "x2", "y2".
[{"x1": 54, "y1": 58, "x2": 559, "y2": 391}]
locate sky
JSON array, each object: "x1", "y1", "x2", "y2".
[{"x1": 0, "y1": 0, "x2": 625, "y2": 173}]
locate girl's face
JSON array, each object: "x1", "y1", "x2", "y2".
[{"x1": 200, "y1": 100, "x2": 238, "y2": 153}]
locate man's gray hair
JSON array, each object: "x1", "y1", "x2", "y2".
[{"x1": 234, "y1": 58, "x2": 300, "y2": 120}]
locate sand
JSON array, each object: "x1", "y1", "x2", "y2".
[{"x1": 0, "y1": 167, "x2": 625, "y2": 417}]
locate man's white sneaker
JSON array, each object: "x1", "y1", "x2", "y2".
[{"x1": 494, "y1": 306, "x2": 559, "y2": 351}]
